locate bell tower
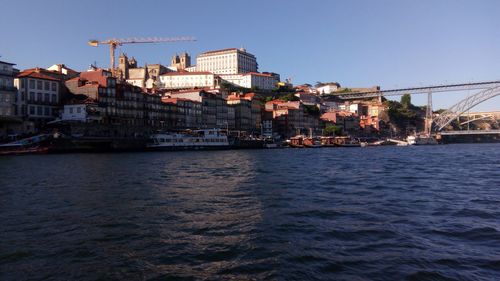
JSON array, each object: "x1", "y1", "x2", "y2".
[
  {"x1": 118, "y1": 53, "x2": 129, "y2": 79},
  {"x1": 179, "y1": 52, "x2": 191, "y2": 69}
]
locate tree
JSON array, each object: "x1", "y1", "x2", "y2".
[
  {"x1": 324, "y1": 125, "x2": 342, "y2": 136},
  {"x1": 280, "y1": 93, "x2": 300, "y2": 102},
  {"x1": 400, "y1": 94, "x2": 412, "y2": 109},
  {"x1": 264, "y1": 96, "x2": 275, "y2": 103},
  {"x1": 303, "y1": 104, "x2": 320, "y2": 117}
]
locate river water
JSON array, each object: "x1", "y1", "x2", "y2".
[{"x1": 1, "y1": 144, "x2": 499, "y2": 280}]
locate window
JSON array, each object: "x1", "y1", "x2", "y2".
[
  {"x1": 77, "y1": 107, "x2": 81, "y2": 113},
  {"x1": 51, "y1": 82, "x2": 57, "y2": 91},
  {"x1": 29, "y1": 92, "x2": 35, "y2": 101},
  {"x1": 44, "y1": 107, "x2": 50, "y2": 116},
  {"x1": 51, "y1": 94, "x2": 57, "y2": 103},
  {"x1": 37, "y1": 93, "x2": 42, "y2": 101},
  {"x1": 37, "y1": 106, "x2": 42, "y2": 115},
  {"x1": 44, "y1": 93, "x2": 50, "y2": 102},
  {"x1": 44, "y1": 81, "x2": 50, "y2": 91},
  {"x1": 29, "y1": 106, "x2": 35, "y2": 115},
  {"x1": 21, "y1": 92, "x2": 25, "y2": 101},
  {"x1": 37, "y1": 81, "x2": 42, "y2": 90},
  {"x1": 69, "y1": 108, "x2": 73, "y2": 114},
  {"x1": 29, "y1": 79, "x2": 35, "y2": 89}
]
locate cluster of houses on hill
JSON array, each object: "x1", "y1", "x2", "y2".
[{"x1": 0, "y1": 48, "x2": 387, "y2": 141}]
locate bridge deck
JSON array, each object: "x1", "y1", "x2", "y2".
[
  {"x1": 327, "y1": 81, "x2": 500, "y2": 99},
  {"x1": 439, "y1": 130, "x2": 500, "y2": 135}
]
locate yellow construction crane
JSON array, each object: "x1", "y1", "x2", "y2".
[{"x1": 88, "y1": 36, "x2": 196, "y2": 76}]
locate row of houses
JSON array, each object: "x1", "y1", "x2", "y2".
[
  {"x1": 0, "y1": 48, "x2": 387, "y2": 140},
  {"x1": 0, "y1": 66, "x2": 386, "y2": 140}
]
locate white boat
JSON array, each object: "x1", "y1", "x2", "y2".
[
  {"x1": 407, "y1": 135, "x2": 438, "y2": 145},
  {"x1": 147, "y1": 129, "x2": 230, "y2": 150}
]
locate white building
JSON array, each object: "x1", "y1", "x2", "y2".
[
  {"x1": 61, "y1": 102, "x2": 101, "y2": 123},
  {"x1": 46, "y1": 64, "x2": 79, "y2": 78},
  {"x1": 317, "y1": 83, "x2": 340, "y2": 95},
  {"x1": 14, "y1": 69, "x2": 60, "y2": 123},
  {"x1": 339, "y1": 103, "x2": 361, "y2": 114},
  {"x1": 184, "y1": 65, "x2": 197, "y2": 72},
  {"x1": 196, "y1": 48, "x2": 258, "y2": 74},
  {"x1": 159, "y1": 72, "x2": 219, "y2": 89},
  {"x1": 220, "y1": 72, "x2": 279, "y2": 90}
]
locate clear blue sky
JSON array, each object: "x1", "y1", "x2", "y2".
[{"x1": 1, "y1": 0, "x2": 499, "y2": 110}]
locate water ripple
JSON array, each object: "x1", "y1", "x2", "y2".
[{"x1": 0, "y1": 144, "x2": 499, "y2": 280}]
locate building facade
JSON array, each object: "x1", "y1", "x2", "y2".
[
  {"x1": 161, "y1": 97, "x2": 201, "y2": 129},
  {"x1": 0, "y1": 60, "x2": 19, "y2": 136},
  {"x1": 61, "y1": 101, "x2": 101, "y2": 123},
  {"x1": 14, "y1": 69, "x2": 61, "y2": 128},
  {"x1": 159, "y1": 72, "x2": 219, "y2": 89},
  {"x1": 220, "y1": 72, "x2": 279, "y2": 90},
  {"x1": 0, "y1": 60, "x2": 17, "y2": 118},
  {"x1": 170, "y1": 89, "x2": 228, "y2": 129},
  {"x1": 196, "y1": 48, "x2": 258, "y2": 74}
]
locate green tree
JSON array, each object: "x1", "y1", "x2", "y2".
[
  {"x1": 303, "y1": 104, "x2": 320, "y2": 117},
  {"x1": 401, "y1": 94, "x2": 412, "y2": 109},
  {"x1": 324, "y1": 125, "x2": 342, "y2": 136},
  {"x1": 280, "y1": 93, "x2": 300, "y2": 102}
]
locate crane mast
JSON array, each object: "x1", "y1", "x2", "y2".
[{"x1": 88, "y1": 36, "x2": 196, "y2": 76}]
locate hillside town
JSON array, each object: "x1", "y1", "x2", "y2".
[
  {"x1": 0, "y1": 47, "x2": 405, "y2": 142},
  {"x1": 12, "y1": 45, "x2": 494, "y2": 151}
]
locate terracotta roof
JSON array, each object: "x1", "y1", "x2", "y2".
[
  {"x1": 17, "y1": 70, "x2": 60, "y2": 81},
  {"x1": 227, "y1": 95, "x2": 244, "y2": 101},
  {"x1": 67, "y1": 77, "x2": 81, "y2": 82},
  {"x1": 80, "y1": 84, "x2": 99, "y2": 88},
  {"x1": 266, "y1": 99, "x2": 286, "y2": 105},
  {"x1": 321, "y1": 111, "x2": 356, "y2": 121}
]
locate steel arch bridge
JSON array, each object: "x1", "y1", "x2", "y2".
[{"x1": 433, "y1": 86, "x2": 500, "y2": 131}]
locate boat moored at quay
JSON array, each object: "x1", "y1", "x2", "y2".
[{"x1": 147, "y1": 129, "x2": 230, "y2": 151}]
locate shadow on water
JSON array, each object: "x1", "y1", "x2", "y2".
[{"x1": 0, "y1": 144, "x2": 500, "y2": 280}]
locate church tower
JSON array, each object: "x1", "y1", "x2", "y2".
[
  {"x1": 171, "y1": 54, "x2": 180, "y2": 67},
  {"x1": 118, "y1": 53, "x2": 129, "y2": 79},
  {"x1": 179, "y1": 52, "x2": 191, "y2": 69},
  {"x1": 129, "y1": 57, "x2": 137, "y2": 68}
]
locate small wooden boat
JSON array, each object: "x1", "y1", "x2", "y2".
[
  {"x1": 303, "y1": 137, "x2": 322, "y2": 148},
  {"x1": 289, "y1": 136, "x2": 305, "y2": 148}
]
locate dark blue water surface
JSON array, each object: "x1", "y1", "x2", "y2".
[{"x1": 1, "y1": 144, "x2": 500, "y2": 280}]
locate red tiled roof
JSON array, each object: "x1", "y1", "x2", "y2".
[
  {"x1": 80, "y1": 84, "x2": 99, "y2": 88},
  {"x1": 67, "y1": 77, "x2": 81, "y2": 82},
  {"x1": 266, "y1": 99, "x2": 286, "y2": 105},
  {"x1": 321, "y1": 111, "x2": 356, "y2": 122},
  {"x1": 17, "y1": 70, "x2": 60, "y2": 81}
]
